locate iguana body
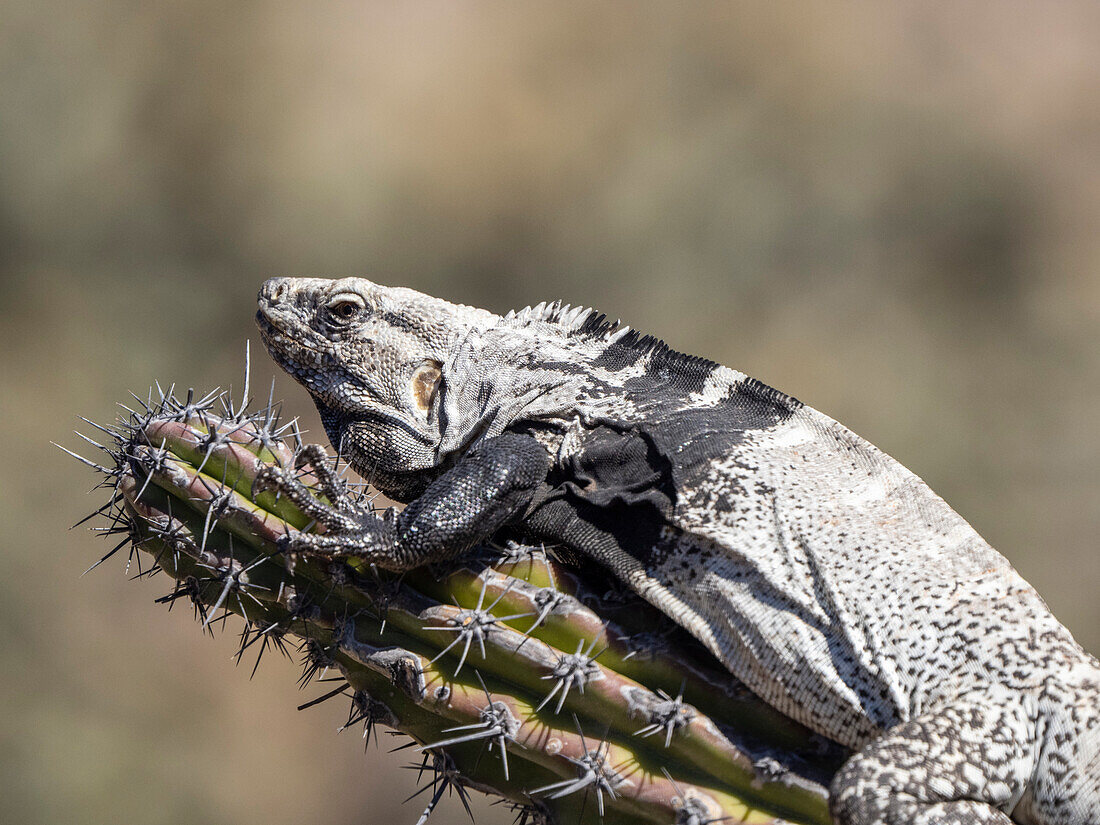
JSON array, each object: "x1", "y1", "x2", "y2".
[{"x1": 256, "y1": 277, "x2": 1099, "y2": 824}]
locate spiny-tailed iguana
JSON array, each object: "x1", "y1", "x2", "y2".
[{"x1": 255, "y1": 276, "x2": 1099, "y2": 825}]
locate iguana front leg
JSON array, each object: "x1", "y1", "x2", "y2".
[{"x1": 255, "y1": 433, "x2": 549, "y2": 571}]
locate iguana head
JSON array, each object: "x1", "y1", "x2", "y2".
[
  {"x1": 258, "y1": 277, "x2": 647, "y2": 499},
  {"x1": 257, "y1": 276, "x2": 497, "y2": 498}
]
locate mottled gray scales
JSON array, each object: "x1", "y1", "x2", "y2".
[
  {"x1": 257, "y1": 277, "x2": 1100, "y2": 825},
  {"x1": 829, "y1": 686, "x2": 1041, "y2": 825}
]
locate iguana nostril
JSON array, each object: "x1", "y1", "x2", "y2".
[{"x1": 262, "y1": 278, "x2": 290, "y2": 303}]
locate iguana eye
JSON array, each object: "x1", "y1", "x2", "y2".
[{"x1": 325, "y1": 293, "x2": 366, "y2": 323}]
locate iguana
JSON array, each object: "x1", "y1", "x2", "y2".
[{"x1": 254, "y1": 276, "x2": 1099, "y2": 825}]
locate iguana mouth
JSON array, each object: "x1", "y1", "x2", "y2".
[
  {"x1": 255, "y1": 308, "x2": 329, "y2": 366},
  {"x1": 255, "y1": 309, "x2": 284, "y2": 345}
]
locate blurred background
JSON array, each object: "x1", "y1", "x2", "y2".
[{"x1": 2, "y1": 2, "x2": 1098, "y2": 823}]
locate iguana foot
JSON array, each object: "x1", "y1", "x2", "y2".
[
  {"x1": 252, "y1": 462, "x2": 361, "y2": 533},
  {"x1": 291, "y1": 444, "x2": 360, "y2": 509},
  {"x1": 251, "y1": 442, "x2": 419, "y2": 568}
]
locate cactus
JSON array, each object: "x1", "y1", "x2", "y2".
[{"x1": 69, "y1": 385, "x2": 843, "y2": 824}]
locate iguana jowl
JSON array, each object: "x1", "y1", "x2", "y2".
[{"x1": 256, "y1": 277, "x2": 1099, "y2": 825}]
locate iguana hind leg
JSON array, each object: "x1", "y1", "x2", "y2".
[
  {"x1": 829, "y1": 689, "x2": 1038, "y2": 825},
  {"x1": 1014, "y1": 670, "x2": 1100, "y2": 825}
]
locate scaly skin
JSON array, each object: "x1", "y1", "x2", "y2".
[{"x1": 256, "y1": 276, "x2": 1100, "y2": 824}]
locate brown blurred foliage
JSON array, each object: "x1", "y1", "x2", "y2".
[{"x1": 1, "y1": 3, "x2": 1097, "y2": 824}]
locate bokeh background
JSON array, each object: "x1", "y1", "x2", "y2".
[{"x1": 2, "y1": 3, "x2": 1098, "y2": 823}]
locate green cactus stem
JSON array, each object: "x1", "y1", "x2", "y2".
[{"x1": 71, "y1": 386, "x2": 843, "y2": 825}]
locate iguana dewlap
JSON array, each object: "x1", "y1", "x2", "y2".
[{"x1": 256, "y1": 276, "x2": 1099, "y2": 825}]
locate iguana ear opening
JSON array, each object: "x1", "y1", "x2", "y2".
[{"x1": 411, "y1": 360, "x2": 443, "y2": 418}]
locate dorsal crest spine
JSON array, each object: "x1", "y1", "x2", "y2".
[{"x1": 505, "y1": 300, "x2": 721, "y2": 376}]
